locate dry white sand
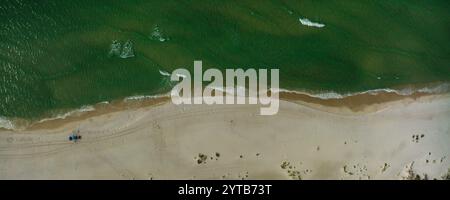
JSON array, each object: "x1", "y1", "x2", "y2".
[{"x1": 0, "y1": 95, "x2": 449, "y2": 180}]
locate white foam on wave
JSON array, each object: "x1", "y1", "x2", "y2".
[
  {"x1": 119, "y1": 40, "x2": 135, "y2": 59},
  {"x1": 299, "y1": 18, "x2": 325, "y2": 28},
  {"x1": 162, "y1": 83, "x2": 450, "y2": 100},
  {"x1": 98, "y1": 101, "x2": 110, "y2": 105},
  {"x1": 2, "y1": 83, "x2": 448, "y2": 130},
  {"x1": 159, "y1": 70, "x2": 171, "y2": 77},
  {"x1": 275, "y1": 83, "x2": 450, "y2": 100},
  {"x1": 150, "y1": 25, "x2": 169, "y2": 42},
  {"x1": 0, "y1": 105, "x2": 97, "y2": 130},
  {"x1": 159, "y1": 69, "x2": 187, "y2": 79},
  {"x1": 108, "y1": 40, "x2": 122, "y2": 57},
  {"x1": 124, "y1": 93, "x2": 169, "y2": 101},
  {"x1": 108, "y1": 40, "x2": 135, "y2": 59},
  {"x1": 0, "y1": 116, "x2": 15, "y2": 130},
  {"x1": 37, "y1": 105, "x2": 96, "y2": 124}
]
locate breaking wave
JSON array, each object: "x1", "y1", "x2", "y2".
[
  {"x1": 37, "y1": 105, "x2": 96, "y2": 123},
  {"x1": 274, "y1": 83, "x2": 450, "y2": 99},
  {"x1": 150, "y1": 25, "x2": 170, "y2": 42},
  {"x1": 1, "y1": 83, "x2": 449, "y2": 130},
  {"x1": 108, "y1": 40, "x2": 135, "y2": 58},
  {"x1": 124, "y1": 93, "x2": 169, "y2": 101},
  {"x1": 159, "y1": 69, "x2": 187, "y2": 78},
  {"x1": 299, "y1": 17, "x2": 325, "y2": 28},
  {"x1": 0, "y1": 105, "x2": 96, "y2": 130},
  {"x1": 159, "y1": 70, "x2": 171, "y2": 77},
  {"x1": 0, "y1": 116, "x2": 15, "y2": 130}
]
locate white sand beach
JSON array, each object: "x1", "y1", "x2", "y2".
[{"x1": 0, "y1": 94, "x2": 449, "y2": 180}]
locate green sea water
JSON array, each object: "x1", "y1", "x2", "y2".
[{"x1": 1, "y1": 0, "x2": 450, "y2": 120}]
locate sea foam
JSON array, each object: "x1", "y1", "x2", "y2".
[
  {"x1": 0, "y1": 105, "x2": 96, "y2": 130},
  {"x1": 159, "y1": 70, "x2": 171, "y2": 77},
  {"x1": 275, "y1": 83, "x2": 450, "y2": 100},
  {"x1": 124, "y1": 93, "x2": 169, "y2": 101},
  {"x1": 159, "y1": 69, "x2": 187, "y2": 78},
  {"x1": 0, "y1": 116, "x2": 14, "y2": 130},
  {"x1": 37, "y1": 105, "x2": 96, "y2": 123},
  {"x1": 119, "y1": 40, "x2": 135, "y2": 58},
  {"x1": 299, "y1": 18, "x2": 325, "y2": 28},
  {"x1": 108, "y1": 40, "x2": 135, "y2": 58},
  {"x1": 2, "y1": 83, "x2": 448, "y2": 130},
  {"x1": 150, "y1": 25, "x2": 169, "y2": 42}
]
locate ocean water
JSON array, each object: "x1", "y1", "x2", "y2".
[{"x1": 1, "y1": 0, "x2": 450, "y2": 122}]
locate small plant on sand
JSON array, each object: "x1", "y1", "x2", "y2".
[
  {"x1": 404, "y1": 166, "x2": 428, "y2": 180},
  {"x1": 197, "y1": 153, "x2": 208, "y2": 164},
  {"x1": 281, "y1": 161, "x2": 290, "y2": 169}
]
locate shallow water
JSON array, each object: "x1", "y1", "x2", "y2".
[{"x1": 1, "y1": 0, "x2": 450, "y2": 120}]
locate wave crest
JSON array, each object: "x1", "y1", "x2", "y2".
[
  {"x1": 299, "y1": 18, "x2": 325, "y2": 28},
  {"x1": 276, "y1": 83, "x2": 450, "y2": 99},
  {"x1": 124, "y1": 93, "x2": 169, "y2": 101}
]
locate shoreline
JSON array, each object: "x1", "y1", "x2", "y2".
[
  {"x1": 1, "y1": 89, "x2": 449, "y2": 179},
  {"x1": 1, "y1": 84, "x2": 449, "y2": 132}
]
